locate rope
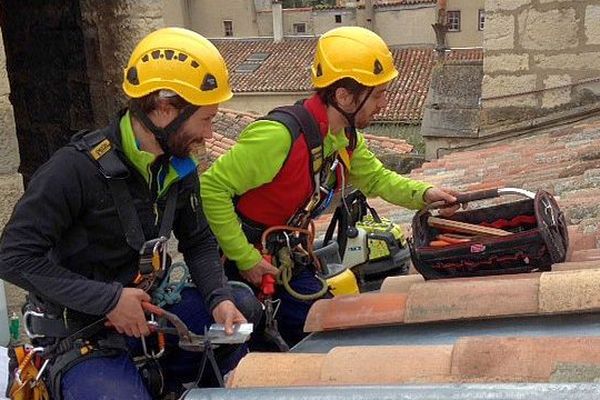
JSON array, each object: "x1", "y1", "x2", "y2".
[
  {"x1": 152, "y1": 262, "x2": 194, "y2": 308},
  {"x1": 276, "y1": 247, "x2": 329, "y2": 301}
]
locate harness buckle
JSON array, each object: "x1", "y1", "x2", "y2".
[{"x1": 23, "y1": 310, "x2": 46, "y2": 339}]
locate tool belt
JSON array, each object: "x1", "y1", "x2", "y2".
[{"x1": 409, "y1": 188, "x2": 569, "y2": 280}]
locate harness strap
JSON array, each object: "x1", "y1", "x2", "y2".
[
  {"x1": 261, "y1": 104, "x2": 325, "y2": 227},
  {"x1": 71, "y1": 129, "x2": 146, "y2": 251}
]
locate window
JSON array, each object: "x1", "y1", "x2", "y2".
[
  {"x1": 447, "y1": 10, "x2": 461, "y2": 32},
  {"x1": 223, "y1": 20, "x2": 233, "y2": 37},
  {"x1": 478, "y1": 9, "x2": 485, "y2": 31},
  {"x1": 335, "y1": 14, "x2": 342, "y2": 23},
  {"x1": 293, "y1": 23, "x2": 306, "y2": 34}
]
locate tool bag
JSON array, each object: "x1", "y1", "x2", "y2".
[{"x1": 409, "y1": 188, "x2": 569, "y2": 280}]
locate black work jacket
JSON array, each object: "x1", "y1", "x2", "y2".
[{"x1": 0, "y1": 111, "x2": 232, "y2": 317}]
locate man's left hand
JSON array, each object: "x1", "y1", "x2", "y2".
[
  {"x1": 424, "y1": 187, "x2": 460, "y2": 217},
  {"x1": 212, "y1": 300, "x2": 247, "y2": 335}
]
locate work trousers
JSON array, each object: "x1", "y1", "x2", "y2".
[
  {"x1": 60, "y1": 285, "x2": 261, "y2": 399},
  {"x1": 225, "y1": 262, "x2": 330, "y2": 349}
]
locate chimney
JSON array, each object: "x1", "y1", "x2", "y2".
[
  {"x1": 432, "y1": 0, "x2": 448, "y2": 57},
  {"x1": 273, "y1": 0, "x2": 284, "y2": 43}
]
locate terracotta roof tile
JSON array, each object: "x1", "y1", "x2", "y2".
[
  {"x1": 404, "y1": 275, "x2": 540, "y2": 324},
  {"x1": 304, "y1": 267, "x2": 600, "y2": 332},
  {"x1": 320, "y1": 345, "x2": 453, "y2": 384},
  {"x1": 213, "y1": 37, "x2": 482, "y2": 122},
  {"x1": 227, "y1": 353, "x2": 326, "y2": 388},
  {"x1": 304, "y1": 293, "x2": 407, "y2": 332},
  {"x1": 200, "y1": 107, "x2": 414, "y2": 168},
  {"x1": 380, "y1": 274, "x2": 424, "y2": 293},
  {"x1": 539, "y1": 268, "x2": 600, "y2": 314},
  {"x1": 229, "y1": 337, "x2": 600, "y2": 387},
  {"x1": 212, "y1": 38, "x2": 316, "y2": 93},
  {"x1": 452, "y1": 337, "x2": 600, "y2": 382}
]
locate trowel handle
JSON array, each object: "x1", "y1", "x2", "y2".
[{"x1": 454, "y1": 188, "x2": 500, "y2": 204}]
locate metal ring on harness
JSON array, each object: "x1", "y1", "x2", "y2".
[{"x1": 260, "y1": 224, "x2": 329, "y2": 301}]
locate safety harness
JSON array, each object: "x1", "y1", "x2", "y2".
[
  {"x1": 238, "y1": 102, "x2": 358, "y2": 310},
  {"x1": 11, "y1": 127, "x2": 183, "y2": 400}
]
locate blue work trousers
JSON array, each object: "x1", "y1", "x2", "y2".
[
  {"x1": 224, "y1": 262, "x2": 330, "y2": 349},
  {"x1": 60, "y1": 286, "x2": 259, "y2": 399}
]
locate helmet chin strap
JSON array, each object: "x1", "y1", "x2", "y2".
[
  {"x1": 129, "y1": 102, "x2": 199, "y2": 158},
  {"x1": 331, "y1": 87, "x2": 373, "y2": 150}
]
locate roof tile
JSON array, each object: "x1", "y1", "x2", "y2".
[
  {"x1": 379, "y1": 274, "x2": 425, "y2": 293},
  {"x1": 229, "y1": 337, "x2": 600, "y2": 387},
  {"x1": 320, "y1": 345, "x2": 453, "y2": 384},
  {"x1": 404, "y1": 275, "x2": 540, "y2": 323},
  {"x1": 202, "y1": 108, "x2": 414, "y2": 167},
  {"x1": 539, "y1": 269, "x2": 600, "y2": 314},
  {"x1": 304, "y1": 293, "x2": 407, "y2": 332},
  {"x1": 452, "y1": 337, "x2": 600, "y2": 381},
  {"x1": 227, "y1": 353, "x2": 326, "y2": 388},
  {"x1": 213, "y1": 37, "x2": 482, "y2": 121}
]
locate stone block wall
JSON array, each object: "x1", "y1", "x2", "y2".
[
  {"x1": 481, "y1": 0, "x2": 600, "y2": 131},
  {"x1": 421, "y1": 59, "x2": 484, "y2": 159}
]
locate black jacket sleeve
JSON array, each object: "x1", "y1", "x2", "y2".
[
  {"x1": 0, "y1": 148, "x2": 122, "y2": 315},
  {"x1": 174, "y1": 182, "x2": 233, "y2": 312}
]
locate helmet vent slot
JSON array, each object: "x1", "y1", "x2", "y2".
[
  {"x1": 126, "y1": 67, "x2": 139, "y2": 85},
  {"x1": 373, "y1": 59, "x2": 383, "y2": 75},
  {"x1": 201, "y1": 74, "x2": 218, "y2": 91}
]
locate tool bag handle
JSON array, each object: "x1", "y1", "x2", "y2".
[{"x1": 422, "y1": 187, "x2": 536, "y2": 214}]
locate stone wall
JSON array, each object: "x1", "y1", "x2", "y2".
[
  {"x1": 0, "y1": 30, "x2": 22, "y2": 230},
  {"x1": 481, "y1": 0, "x2": 600, "y2": 131},
  {"x1": 420, "y1": 59, "x2": 484, "y2": 159}
]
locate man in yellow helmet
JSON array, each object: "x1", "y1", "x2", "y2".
[
  {"x1": 0, "y1": 27, "x2": 261, "y2": 398},
  {"x1": 201, "y1": 26, "x2": 459, "y2": 348}
]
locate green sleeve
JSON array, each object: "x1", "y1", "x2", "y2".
[
  {"x1": 348, "y1": 133, "x2": 433, "y2": 210},
  {"x1": 200, "y1": 120, "x2": 292, "y2": 270}
]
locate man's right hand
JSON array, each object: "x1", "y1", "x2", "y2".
[
  {"x1": 106, "y1": 288, "x2": 151, "y2": 338},
  {"x1": 240, "y1": 257, "x2": 279, "y2": 287}
]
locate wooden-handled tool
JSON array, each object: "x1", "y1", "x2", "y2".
[{"x1": 428, "y1": 216, "x2": 512, "y2": 237}]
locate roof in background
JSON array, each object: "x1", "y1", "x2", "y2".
[
  {"x1": 225, "y1": 113, "x2": 600, "y2": 388},
  {"x1": 374, "y1": 0, "x2": 437, "y2": 7},
  {"x1": 212, "y1": 37, "x2": 482, "y2": 122},
  {"x1": 197, "y1": 107, "x2": 414, "y2": 170}
]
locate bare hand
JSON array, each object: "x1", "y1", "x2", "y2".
[
  {"x1": 424, "y1": 187, "x2": 460, "y2": 217},
  {"x1": 106, "y1": 288, "x2": 151, "y2": 338},
  {"x1": 240, "y1": 258, "x2": 279, "y2": 287},
  {"x1": 212, "y1": 300, "x2": 247, "y2": 335}
]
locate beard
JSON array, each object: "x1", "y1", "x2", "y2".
[{"x1": 167, "y1": 130, "x2": 200, "y2": 158}]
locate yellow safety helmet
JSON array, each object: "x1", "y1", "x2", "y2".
[
  {"x1": 311, "y1": 26, "x2": 398, "y2": 89},
  {"x1": 123, "y1": 27, "x2": 232, "y2": 106}
]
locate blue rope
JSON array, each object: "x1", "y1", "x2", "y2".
[{"x1": 152, "y1": 261, "x2": 194, "y2": 307}]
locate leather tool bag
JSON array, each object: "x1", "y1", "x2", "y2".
[{"x1": 409, "y1": 188, "x2": 569, "y2": 280}]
